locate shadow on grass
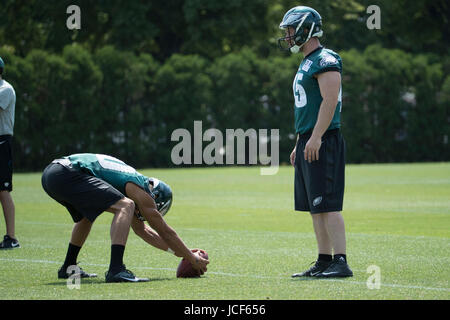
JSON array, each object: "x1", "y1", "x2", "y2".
[
  {"x1": 291, "y1": 276, "x2": 355, "y2": 282},
  {"x1": 45, "y1": 277, "x2": 176, "y2": 286},
  {"x1": 175, "y1": 276, "x2": 208, "y2": 280},
  {"x1": 290, "y1": 277, "x2": 319, "y2": 281}
]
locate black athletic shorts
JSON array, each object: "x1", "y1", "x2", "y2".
[
  {"x1": 41, "y1": 160, "x2": 124, "y2": 223},
  {"x1": 294, "y1": 128, "x2": 345, "y2": 214},
  {"x1": 0, "y1": 135, "x2": 13, "y2": 192}
]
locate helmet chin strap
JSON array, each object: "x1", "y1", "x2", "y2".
[
  {"x1": 290, "y1": 45, "x2": 301, "y2": 53},
  {"x1": 290, "y1": 39, "x2": 308, "y2": 53}
]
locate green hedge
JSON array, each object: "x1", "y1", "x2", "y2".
[{"x1": 0, "y1": 44, "x2": 448, "y2": 171}]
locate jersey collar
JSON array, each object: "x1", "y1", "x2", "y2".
[{"x1": 304, "y1": 45, "x2": 323, "y2": 59}]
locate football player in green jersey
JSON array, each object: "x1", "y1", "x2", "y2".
[
  {"x1": 41, "y1": 153, "x2": 209, "y2": 283},
  {"x1": 278, "y1": 6, "x2": 352, "y2": 278}
]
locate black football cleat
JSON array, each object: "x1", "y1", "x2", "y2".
[
  {"x1": 105, "y1": 265, "x2": 149, "y2": 283},
  {"x1": 0, "y1": 235, "x2": 20, "y2": 249},
  {"x1": 58, "y1": 263, "x2": 98, "y2": 279},
  {"x1": 315, "y1": 256, "x2": 353, "y2": 278},
  {"x1": 292, "y1": 260, "x2": 332, "y2": 278}
]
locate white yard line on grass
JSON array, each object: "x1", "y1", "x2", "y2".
[{"x1": 1, "y1": 257, "x2": 449, "y2": 293}]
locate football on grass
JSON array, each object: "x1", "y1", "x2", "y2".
[{"x1": 176, "y1": 249, "x2": 208, "y2": 278}]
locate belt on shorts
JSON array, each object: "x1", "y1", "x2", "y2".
[
  {"x1": 298, "y1": 128, "x2": 340, "y2": 140},
  {"x1": 52, "y1": 158, "x2": 72, "y2": 168}
]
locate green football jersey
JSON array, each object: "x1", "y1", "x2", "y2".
[
  {"x1": 64, "y1": 153, "x2": 151, "y2": 195},
  {"x1": 293, "y1": 46, "x2": 342, "y2": 134}
]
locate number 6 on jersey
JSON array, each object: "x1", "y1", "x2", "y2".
[{"x1": 293, "y1": 72, "x2": 307, "y2": 108}]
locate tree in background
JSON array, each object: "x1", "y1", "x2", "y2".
[{"x1": 0, "y1": 0, "x2": 448, "y2": 170}]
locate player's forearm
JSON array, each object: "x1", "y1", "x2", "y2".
[
  {"x1": 311, "y1": 99, "x2": 337, "y2": 139},
  {"x1": 158, "y1": 227, "x2": 195, "y2": 261},
  {"x1": 138, "y1": 206, "x2": 195, "y2": 261},
  {"x1": 136, "y1": 224, "x2": 170, "y2": 251}
]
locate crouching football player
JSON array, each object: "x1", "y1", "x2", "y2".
[{"x1": 41, "y1": 153, "x2": 209, "y2": 283}]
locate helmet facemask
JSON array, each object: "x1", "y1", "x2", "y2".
[
  {"x1": 149, "y1": 178, "x2": 173, "y2": 216},
  {"x1": 157, "y1": 198, "x2": 172, "y2": 216}
]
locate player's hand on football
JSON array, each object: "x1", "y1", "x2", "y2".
[
  {"x1": 304, "y1": 136, "x2": 322, "y2": 163},
  {"x1": 189, "y1": 249, "x2": 209, "y2": 274}
]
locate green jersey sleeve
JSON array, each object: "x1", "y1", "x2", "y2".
[{"x1": 310, "y1": 49, "x2": 342, "y2": 75}]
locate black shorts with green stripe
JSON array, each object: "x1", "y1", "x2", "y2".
[
  {"x1": 294, "y1": 128, "x2": 345, "y2": 214},
  {"x1": 41, "y1": 160, "x2": 124, "y2": 223}
]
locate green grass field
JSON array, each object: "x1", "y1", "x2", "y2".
[{"x1": 0, "y1": 162, "x2": 449, "y2": 300}]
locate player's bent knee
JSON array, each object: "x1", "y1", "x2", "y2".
[
  {"x1": 110, "y1": 197, "x2": 135, "y2": 215},
  {"x1": 121, "y1": 197, "x2": 135, "y2": 214}
]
